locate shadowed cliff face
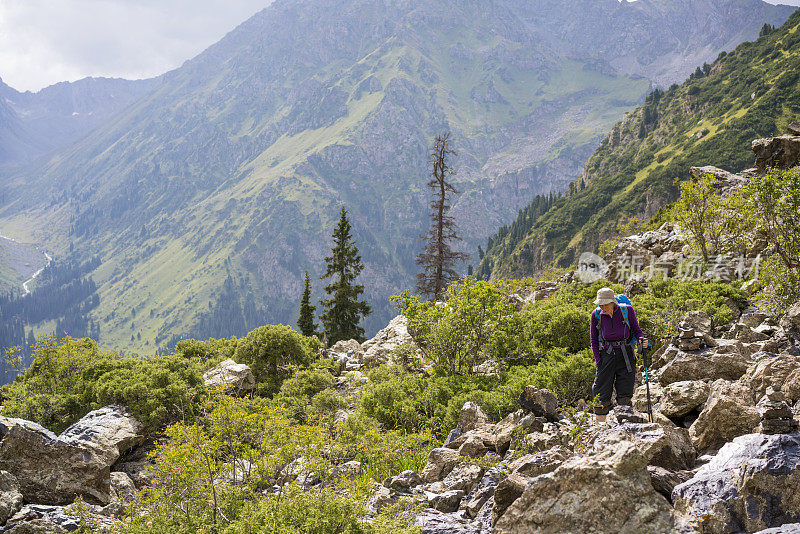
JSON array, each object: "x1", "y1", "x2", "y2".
[{"x1": 0, "y1": 0, "x2": 793, "y2": 349}]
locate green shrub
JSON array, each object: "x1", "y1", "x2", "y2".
[
  {"x1": 175, "y1": 337, "x2": 238, "y2": 367},
  {"x1": 233, "y1": 325, "x2": 320, "y2": 395},
  {"x1": 1, "y1": 336, "x2": 204, "y2": 432},
  {"x1": 393, "y1": 277, "x2": 518, "y2": 375},
  {"x1": 503, "y1": 349, "x2": 596, "y2": 404}
]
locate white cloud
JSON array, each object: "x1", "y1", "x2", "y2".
[{"x1": 0, "y1": 0, "x2": 270, "y2": 92}]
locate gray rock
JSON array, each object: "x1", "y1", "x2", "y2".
[
  {"x1": 752, "y1": 135, "x2": 800, "y2": 171},
  {"x1": 3, "y1": 519, "x2": 67, "y2": 534},
  {"x1": 754, "y1": 524, "x2": 800, "y2": 534},
  {"x1": 659, "y1": 380, "x2": 710, "y2": 418},
  {"x1": 491, "y1": 473, "x2": 528, "y2": 525},
  {"x1": 517, "y1": 386, "x2": 558, "y2": 421},
  {"x1": 742, "y1": 353, "x2": 800, "y2": 404},
  {"x1": 5, "y1": 505, "x2": 81, "y2": 533},
  {"x1": 689, "y1": 379, "x2": 760, "y2": 453},
  {"x1": 458, "y1": 435, "x2": 488, "y2": 458},
  {"x1": 647, "y1": 465, "x2": 692, "y2": 503},
  {"x1": 109, "y1": 471, "x2": 137, "y2": 504},
  {"x1": 495, "y1": 443, "x2": 678, "y2": 533},
  {"x1": 59, "y1": 405, "x2": 143, "y2": 465},
  {"x1": 659, "y1": 343, "x2": 750, "y2": 385},
  {"x1": 329, "y1": 460, "x2": 362, "y2": 483},
  {"x1": 789, "y1": 122, "x2": 800, "y2": 136},
  {"x1": 463, "y1": 485, "x2": 494, "y2": 519},
  {"x1": 384, "y1": 470, "x2": 421, "y2": 493},
  {"x1": 457, "y1": 402, "x2": 488, "y2": 433},
  {"x1": 431, "y1": 489, "x2": 465, "y2": 513},
  {"x1": 360, "y1": 315, "x2": 414, "y2": 368},
  {"x1": 202, "y1": 358, "x2": 256, "y2": 393},
  {"x1": 507, "y1": 446, "x2": 570, "y2": 478},
  {"x1": 0, "y1": 419, "x2": 113, "y2": 505},
  {"x1": 421, "y1": 448, "x2": 461, "y2": 483},
  {"x1": 441, "y1": 464, "x2": 484, "y2": 494},
  {"x1": 0, "y1": 470, "x2": 23, "y2": 525},
  {"x1": 673, "y1": 432, "x2": 800, "y2": 533},
  {"x1": 587, "y1": 421, "x2": 695, "y2": 471}
]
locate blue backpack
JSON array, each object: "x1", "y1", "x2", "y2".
[{"x1": 593, "y1": 294, "x2": 638, "y2": 347}]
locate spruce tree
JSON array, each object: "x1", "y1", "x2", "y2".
[
  {"x1": 320, "y1": 207, "x2": 371, "y2": 344},
  {"x1": 297, "y1": 270, "x2": 318, "y2": 337},
  {"x1": 416, "y1": 132, "x2": 468, "y2": 301}
]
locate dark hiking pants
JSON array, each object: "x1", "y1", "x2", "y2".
[{"x1": 592, "y1": 346, "x2": 635, "y2": 415}]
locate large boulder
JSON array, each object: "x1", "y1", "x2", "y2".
[
  {"x1": 202, "y1": 359, "x2": 256, "y2": 394},
  {"x1": 0, "y1": 417, "x2": 115, "y2": 505},
  {"x1": 495, "y1": 443, "x2": 678, "y2": 533},
  {"x1": 659, "y1": 380, "x2": 710, "y2": 419},
  {"x1": 587, "y1": 422, "x2": 695, "y2": 471},
  {"x1": 780, "y1": 301, "x2": 800, "y2": 337},
  {"x1": 658, "y1": 342, "x2": 750, "y2": 385},
  {"x1": 59, "y1": 405, "x2": 143, "y2": 465},
  {"x1": 741, "y1": 353, "x2": 800, "y2": 404},
  {"x1": 673, "y1": 432, "x2": 800, "y2": 533},
  {"x1": 689, "y1": 380, "x2": 760, "y2": 453},
  {"x1": 752, "y1": 135, "x2": 800, "y2": 171},
  {"x1": 457, "y1": 402, "x2": 489, "y2": 433}
]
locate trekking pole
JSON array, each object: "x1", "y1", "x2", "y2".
[{"x1": 640, "y1": 338, "x2": 653, "y2": 423}]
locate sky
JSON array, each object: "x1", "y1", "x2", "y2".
[
  {"x1": 1, "y1": 0, "x2": 798, "y2": 93},
  {"x1": 0, "y1": 0, "x2": 270, "y2": 92}
]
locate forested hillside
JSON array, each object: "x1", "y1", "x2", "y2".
[
  {"x1": 480, "y1": 11, "x2": 800, "y2": 279},
  {"x1": 0, "y1": 0, "x2": 790, "y2": 354}
]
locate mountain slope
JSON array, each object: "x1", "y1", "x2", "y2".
[
  {"x1": 481, "y1": 8, "x2": 800, "y2": 279},
  {"x1": 0, "y1": 0, "x2": 792, "y2": 352},
  {"x1": 0, "y1": 77, "x2": 157, "y2": 169}
]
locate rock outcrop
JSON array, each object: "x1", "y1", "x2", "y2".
[
  {"x1": 495, "y1": 444, "x2": 678, "y2": 533},
  {"x1": 673, "y1": 432, "x2": 800, "y2": 533},
  {"x1": 0, "y1": 407, "x2": 143, "y2": 506},
  {"x1": 752, "y1": 135, "x2": 800, "y2": 171}
]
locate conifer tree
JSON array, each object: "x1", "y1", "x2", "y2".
[
  {"x1": 320, "y1": 207, "x2": 371, "y2": 344},
  {"x1": 416, "y1": 132, "x2": 468, "y2": 301},
  {"x1": 297, "y1": 270, "x2": 318, "y2": 337}
]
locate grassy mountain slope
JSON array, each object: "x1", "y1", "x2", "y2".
[
  {"x1": 0, "y1": 0, "x2": 792, "y2": 353},
  {"x1": 482, "y1": 9, "x2": 800, "y2": 279}
]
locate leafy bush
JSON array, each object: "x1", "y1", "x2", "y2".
[
  {"x1": 175, "y1": 337, "x2": 238, "y2": 367},
  {"x1": 515, "y1": 280, "x2": 611, "y2": 361},
  {"x1": 393, "y1": 277, "x2": 518, "y2": 375},
  {"x1": 119, "y1": 394, "x2": 424, "y2": 534},
  {"x1": 503, "y1": 349, "x2": 596, "y2": 405},
  {"x1": 233, "y1": 325, "x2": 320, "y2": 395},
  {"x1": 2, "y1": 336, "x2": 204, "y2": 432}
]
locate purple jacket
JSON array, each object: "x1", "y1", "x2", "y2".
[{"x1": 589, "y1": 303, "x2": 643, "y2": 365}]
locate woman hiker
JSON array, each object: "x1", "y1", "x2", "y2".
[{"x1": 589, "y1": 287, "x2": 649, "y2": 423}]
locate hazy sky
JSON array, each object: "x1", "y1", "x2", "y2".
[
  {"x1": 1, "y1": 0, "x2": 798, "y2": 93},
  {"x1": 0, "y1": 0, "x2": 270, "y2": 92}
]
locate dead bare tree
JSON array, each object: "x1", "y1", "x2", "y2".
[{"x1": 416, "y1": 132, "x2": 468, "y2": 300}]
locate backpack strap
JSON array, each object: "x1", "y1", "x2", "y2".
[{"x1": 593, "y1": 308, "x2": 604, "y2": 345}]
